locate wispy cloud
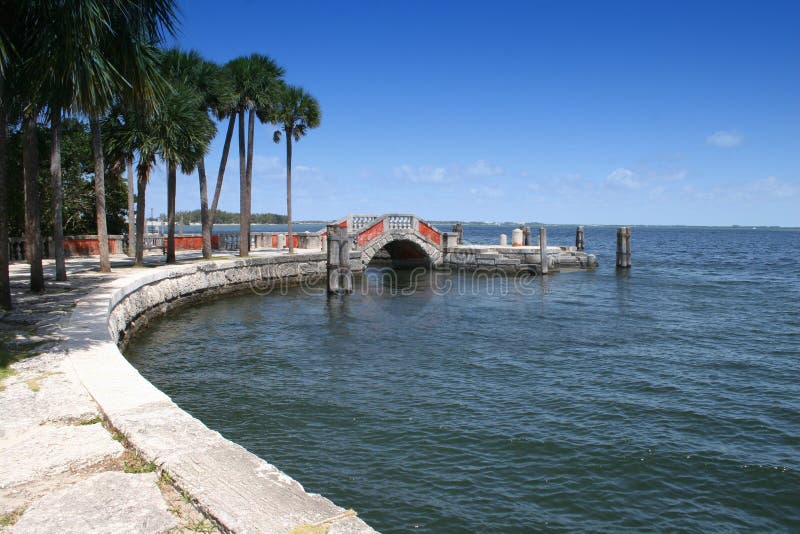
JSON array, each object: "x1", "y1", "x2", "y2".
[
  {"x1": 465, "y1": 159, "x2": 504, "y2": 177},
  {"x1": 393, "y1": 164, "x2": 450, "y2": 183},
  {"x1": 469, "y1": 185, "x2": 504, "y2": 198},
  {"x1": 706, "y1": 130, "x2": 743, "y2": 148},
  {"x1": 605, "y1": 167, "x2": 641, "y2": 189},
  {"x1": 394, "y1": 159, "x2": 504, "y2": 184}
]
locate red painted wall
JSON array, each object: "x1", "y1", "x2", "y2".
[
  {"x1": 358, "y1": 220, "x2": 385, "y2": 247},
  {"x1": 418, "y1": 221, "x2": 441, "y2": 245},
  {"x1": 64, "y1": 238, "x2": 119, "y2": 256}
]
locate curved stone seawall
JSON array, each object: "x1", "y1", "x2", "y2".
[{"x1": 64, "y1": 254, "x2": 374, "y2": 533}]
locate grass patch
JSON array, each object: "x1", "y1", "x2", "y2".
[
  {"x1": 25, "y1": 371, "x2": 61, "y2": 392},
  {"x1": 121, "y1": 451, "x2": 157, "y2": 474},
  {"x1": 79, "y1": 416, "x2": 102, "y2": 426},
  {"x1": 0, "y1": 366, "x2": 16, "y2": 390},
  {"x1": 0, "y1": 508, "x2": 24, "y2": 526},
  {"x1": 185, "y1": 519, "x2": 215, "y2": 533}
]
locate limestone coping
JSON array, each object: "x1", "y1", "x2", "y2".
[{"x1": 63, "y1": 254, "x2": 374, "y2": 533}]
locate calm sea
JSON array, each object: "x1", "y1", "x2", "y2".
[{"x1": 126, "y1": 225, "x2": 800, "y2": 532}]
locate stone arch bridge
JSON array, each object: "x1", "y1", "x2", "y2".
[{"x1": 329, "y1": 214, "x2": 445, "y2": 268}]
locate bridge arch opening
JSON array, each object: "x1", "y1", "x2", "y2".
[{"x1": 366, "y1": 238, "x2": 433, "y2": 269}]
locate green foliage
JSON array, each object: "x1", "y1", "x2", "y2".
[
  {"x1": 4, "y1": 118, "x2": 128, "y2": 237},
  {"x1": 175, "y1": 209, "x2": 287, "y2": 225},
  {"x1": 271, "y1": 84, "x2": 322, "y2": 143}
]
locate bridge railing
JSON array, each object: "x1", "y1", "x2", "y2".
[{"x1": 352, "y1": 213, "x2": 442, "y2": 249}]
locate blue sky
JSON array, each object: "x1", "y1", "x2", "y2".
[{"x1": 147, "y1": 0, "x2": 799, "y2": 226}]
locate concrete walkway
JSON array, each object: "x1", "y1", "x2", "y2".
[{"x1": 0, "y1": 254, "x2": 232, "y2": 532}]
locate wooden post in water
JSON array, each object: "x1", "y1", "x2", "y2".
[
  {"x1": 539, "y1": 226, "x2": 548, "y2": 275},
  {"x1": 327, "y1": 225, "x2": 353, "y2": 295},
  {"x1": 522, "y1": 225, "x2": 532, "y2": 246},
  {"x1": 576, "y1": 226, "x2": 585, "y2": 251},
  {"x1": 616, "y1": 226, "x2": 631, "y2": 268},
  {"x1": 452, "y1": 223, "x2": 463, "y2": 245}
]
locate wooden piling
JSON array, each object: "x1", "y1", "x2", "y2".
[
  {"x1": 522, "y1": 225, "x2": 532, "y2": 246},
  {"x1": 539, "y1": 226, "x2": 548, "y2": 275},
  {"x1": 452, "y1": 223, "x2": 463, "y2": 245},
  {"x1": 576, "y1": 226, "x2": 584, "y2": 251},
  {"x1": 616, "y1": 226, "x2": 631, "y2": 268},
  {"x1": 327, "y1": 225, "x2": 353, "y2": 295}
]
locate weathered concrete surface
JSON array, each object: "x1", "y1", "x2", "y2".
[
  {"x1": 62, "y1": 253, "x2": 375, "y2": 533},
  {"x1": 0, "y1": 424, "x2": 123, "y2": 490},
  {"x1": 0, "y1": 351, "x2": 99, "y2": 438},
  {"x1": 10, "y1": 472, "x2": 178, "y2": 534},
  {"x1": 442, "y1": 244, "x2": 598, "y2": 273}
]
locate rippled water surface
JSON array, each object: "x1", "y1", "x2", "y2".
[{"x1": 126, "y1": 226, "x2": 800, "y2": 532}]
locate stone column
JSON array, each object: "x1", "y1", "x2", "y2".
[
  {"x1": 616, "y1": 227, "x2": 631, "y2": 268},
  {"x1": 327, "y1": 225, "x2": 353, "y2": 295},
  {"x1": 539, "y1": 226, "x2": 548, "y2": 275}
]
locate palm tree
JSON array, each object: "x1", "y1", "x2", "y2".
[
  {"x1": 223, "y1": 55, "x2": 285, "y2": 256},
  {"x1": 0, "y1": 74, "x2": 10, "y2": 308},
  {"x1": 105, "y1": 76, "x2": 214, "y2": 265},
  {"x1": 159, "y1": 49, "x2": 218, "y2": 262},
  {"x1": 271, "y1": 85, "x2": 321, "y2": 254},
  {"x1": 207, "y1": 78, "x2": 237, "y2": 254},
  {"x1": 161, "y1": 49, "x2": 231, "y2": 259},
  {"x1": 0, "y1": 2, "x2": 44, "y2": 293}
]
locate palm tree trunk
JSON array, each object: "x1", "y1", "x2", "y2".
[
  {"x1": 0, "y1": 78, "x2": 11, "y2": 309},
  {"x1": 135, "y1": 170, "x2": 147, "y2": 267},
  {"x1": 166, "y1": 163, "x2": 176, "y2": 264},
  {"x1": 286, "y1": 129, "x2": 293, "y2": 254},
  {"x1": 210, "y1": 114, "x2": 235, "y2": 227},
  {"x1": 127, "y1": 158, "x2": 135, "y2": 257},
  {"x1": 238, "y1": 108, "x2": 247, "y2": 256},
  {"x1": 90, "y1": 115, "x2": 111, "y2": 272},
  {"x1": 23, "y1": 111, "x2": 44, "y2": 292},
  {"x1": 50, "y1": 110, "x2": 67, "y2": 281},
  {"x1": 245, "y1": 108, "x2": 255, "y2": 254},
  {"x1": 198, "y1": 158, "x2": 211, "y2": 259}
]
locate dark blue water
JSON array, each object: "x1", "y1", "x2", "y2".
[{"x1": 125, "y1": 226, "x2": 800, "y2": 532}]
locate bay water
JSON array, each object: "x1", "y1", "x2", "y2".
[{"x1": 125, "y1": 226, "x2": 800, "y2": 532}]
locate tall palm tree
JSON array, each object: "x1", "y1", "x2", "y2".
[
  {"x1": 161, "y1": 49, "x2": 230, "y2": 259},
  {"x1": 207, "y1": 77, "x2": 237, "y2": 254},
  {"x1": 223, "y1": 55, "x2": 285, "y2": 256},
  {"x1": 105, "y1": 79, "x2": 214, "y2": 265},
  {"x1": 159, "y1": 50, "x2": 217, "y2": 264},
  {"x1": 271, "y1": 85, "x2": 321, "y2": 254},
  {"x1": 0, "y1": 73, "x2": 9, "y2": 308}
]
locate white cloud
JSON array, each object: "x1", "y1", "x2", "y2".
[
  {"x1": 605, "y1": 167, "x2": 641, "y2": 189},
  {"x1": 706, "y1": 130, "x2": 743, "y2": 148},
  {"x1": 465, "y1": 159, "x2": 503, "y2": 177},
  {"x1": 469, "y1": 185, "x2": 504, "y2": 198},
  {"x1": 740, "y1": 176, "x2": 799, "y2": 198},
  {"x1": 394, "y1": 159, "x2": 504, "y2": 184},
  {"x1": 393, "y1": 164, "x2": 450, "y2": 183}
]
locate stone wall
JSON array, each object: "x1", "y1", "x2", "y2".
[
  {"x1": 442, "y1": 245, "x2": 598, "y2": 273},
  {"x1": 63, "y1": 253, "x2": 374, "y2": 533},
  {"x1": 109, "y1": 254, "x2": 329, "y2": 347}
]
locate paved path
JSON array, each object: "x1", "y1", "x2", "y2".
[{"x1": 1, "y1": 254, "x2": 227, "y2": 532}]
